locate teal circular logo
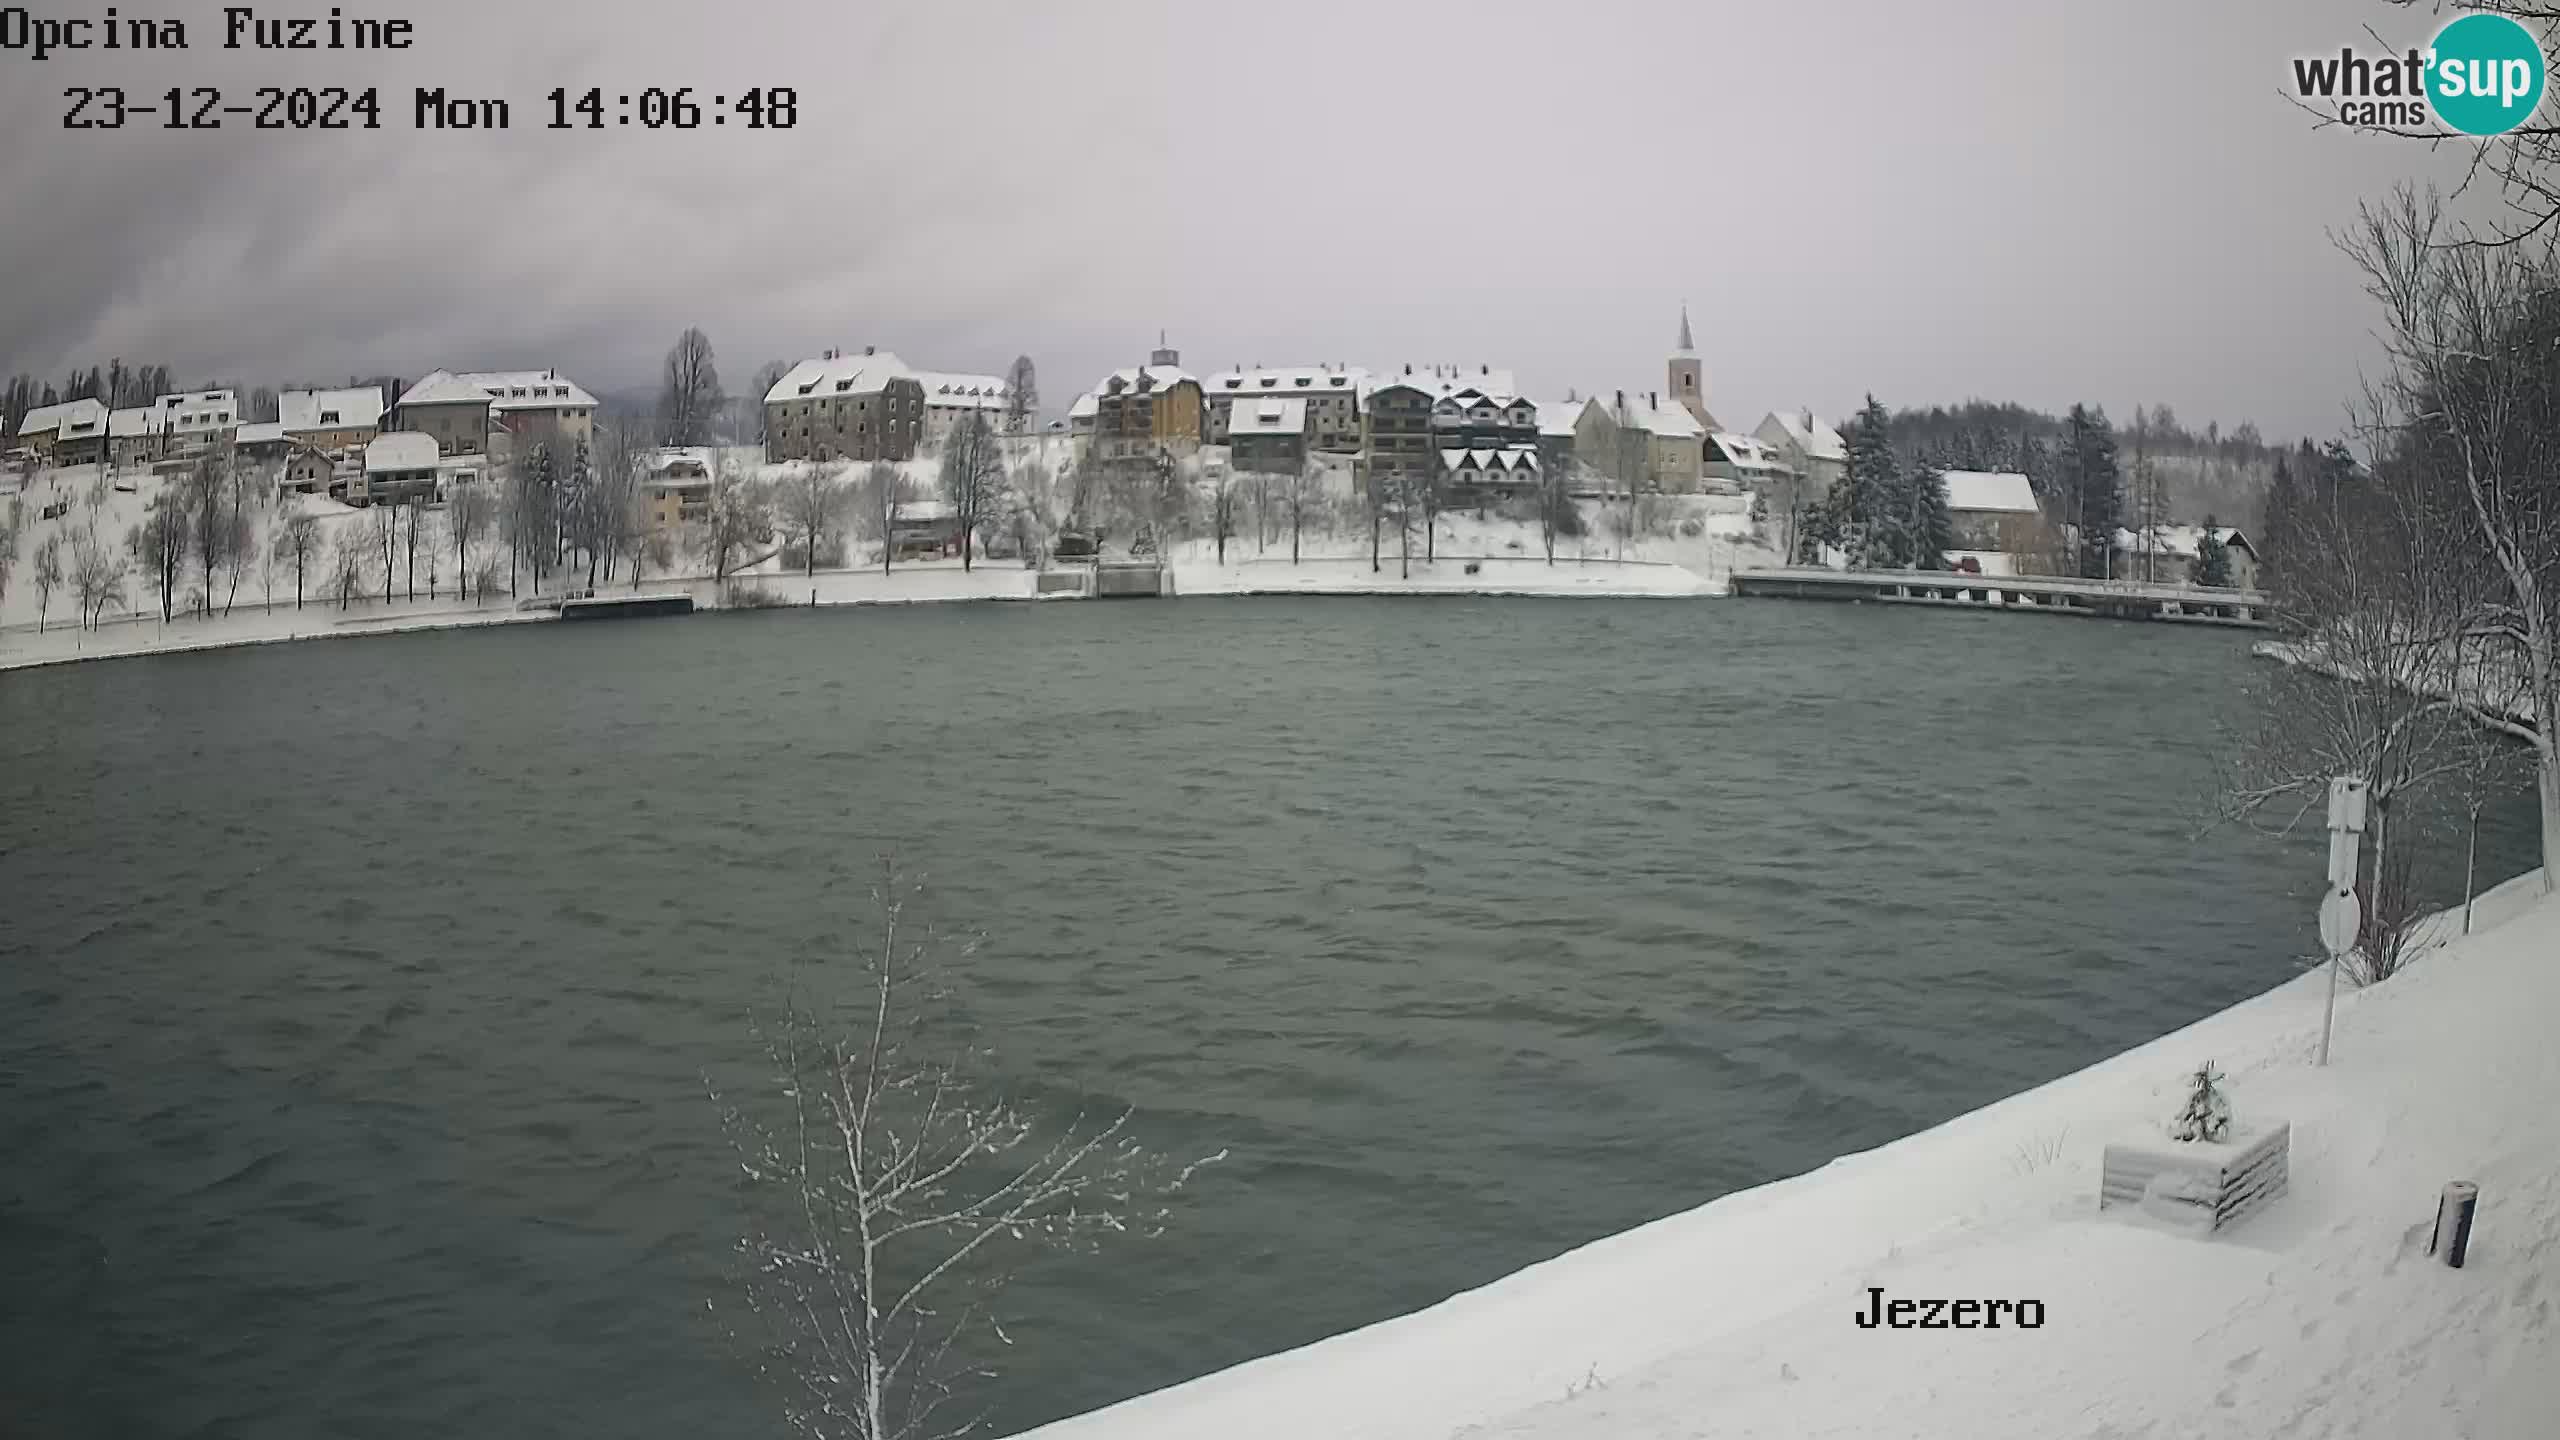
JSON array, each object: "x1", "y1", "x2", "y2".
[{"x1": 2431, "y1": 13, "x2": 2548, "y2": 136}]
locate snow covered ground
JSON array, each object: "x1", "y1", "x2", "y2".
[
  {"x1": 1016, "y1": 872, "x2": 2560, "y2": 1440},
  {"x1": 1, "y1": 462, "x2": 1751, "y2": 671}
]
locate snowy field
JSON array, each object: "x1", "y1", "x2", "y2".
[{"x1": 1016, "y1": 872, "x2": 2560, "y2": 1440}]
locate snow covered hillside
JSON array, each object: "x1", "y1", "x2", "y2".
[{"x1": 1015, "y1": 874, "x2": 2560, "y2": 1440}]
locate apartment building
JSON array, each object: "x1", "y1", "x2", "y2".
[{"x1": 763, "y1": 348, "x2": 926, "y2": 463}]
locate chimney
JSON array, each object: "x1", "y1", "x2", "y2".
[
  {"x1": 864, "y1": 345, "x2": 875, "y2": 356},
  {"x1": 1480, "y1": 363, "x2": 1488, "y2": 375},
  {"x1": 1650, "y1": 391, "x2": 1658, "y2": 409}
]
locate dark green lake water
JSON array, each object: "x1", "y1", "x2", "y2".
[{"x1": 0, "y1": 598, "x2": 2533, "y2": 1436}]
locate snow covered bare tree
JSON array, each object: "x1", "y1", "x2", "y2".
[
  {"x1": 2343, "y1": 185, "x2": 2560, "y2": 894},
  {"x1": 938, "y1": 415, "x2": 1006, "y2": 573},
  {"x1": 782, "y1": 464, "x2": 847, "y2": 579},
  {"x1": 862, "y1": 461, "x2": 909, "y2": 577},
  {"x1": 709, "y1": 863, "x2": 1220, "y2": 1440}
]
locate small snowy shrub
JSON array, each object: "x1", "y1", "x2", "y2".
[
  {"x1": 2009, "y1": 1124, "x2": 2071, "y2": 1175},
  {"x1": 1679, "y1": 516, "x2": 1705, "y2": 538},
  {"x1": 2169, "y1": 1062, "x2": 2232, "y2": 1143},
  {"x1": 723, "y1": 582, "x2": 788, "y2": 609}
]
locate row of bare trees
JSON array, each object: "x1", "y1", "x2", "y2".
[{"x1": 2223, "y1": 187, "x2": 2560, "y2": 978}]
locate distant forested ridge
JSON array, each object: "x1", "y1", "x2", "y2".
[{"x1": 1884, "y1": 400, "x2": 2298, "y2": 533}]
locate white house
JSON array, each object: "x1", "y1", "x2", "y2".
[
  {"x1": 1753, "y1": 410, "x2": 1848, "y2": 498},
  {"x1": 279, "y1": 387, "x2": 386, "y2": 447},
  {"x1": 18, "y1": 397, "x2": 109, "y2": 463},
  {"x1": 1204, "y1": 366, "x2": 1368, "y2": 452},
  {"x1": 2113, "y1": 524, "x2": 2260, "y2": 589},
  {"x1": 157, "y1": 390, "x2": 240, "y2": 451},
  {"x1": 355, "y1": 431, "x2": 475, "y2": 505},
  {"x1": 912, "y1": 371, "x2": 1014, "y2": 447}
]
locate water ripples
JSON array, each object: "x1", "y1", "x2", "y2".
[{"x1": 2, "y1": 598, "x2": 2538, "y2": 1439}]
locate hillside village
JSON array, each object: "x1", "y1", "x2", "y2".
[{"x1": 0, "y1": 311, "x2": 2274, "y2": 665}]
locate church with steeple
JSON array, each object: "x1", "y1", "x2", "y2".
[{"x1": 1667, "y1": 303, "x2": 1718, "y2": 433}]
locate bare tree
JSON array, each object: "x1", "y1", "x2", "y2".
[
  {"x1": 862, "y1": 461, "x2": 909, "y2": 577},
  {"x1": 2343, "y1": 187, "x2": 2560, "y2": 891},
  {"x1": 1003, "y1": 356, "x2": 1038, "y2": 436},
  {"x1": 2217, "y1": 467, "x2": 2478, "y2": 978},
  {"x1": 782, "y1": 464, "x2": 848, "y2": 580},
  {"x1": 708, "y1": 863, "x2": 1219, "y2": 1440},
  {"x1": 71, "y1": 527, "x2": 128, "y2": 632},
  {"x1": 276, "y1": 512, "x2": 319, "y2": 611},
  {"x1": 938, "y1": 416, "x2": 1006, "y2": 573},
  {"x1": 31, "y1": 532, "x2": 62, "y2": 632},
  {"x1": 370, "y1": 501, "x2": 398, "y2": 603},
  {"x1": 1285, "y1": 460, "x2": 1321, "y2": 566},
  {"x1": 660, "y1": 327, "x2": 728, "y2": 447},
  {"x1": 447, "y1": 484, "x2": 492, "y2": 602},
  {"x1": 0, "y1": 497, "x2": 20, "y2": 604},
  {"x1": 329, "y1": 525, "x2": 371, "y2": 610},
  {"x1": 706, "y1": 469, "x2": 772, "y2": 586},
  {"x1": 1209, "y1": 462, "x2": 1241, "y2": 565},
  {"x1": 130, "y1": 488, "x2": 188, "y2": 623},
  {"x1": 749, "y1": 361, "x2": 792, "y2": 446}
]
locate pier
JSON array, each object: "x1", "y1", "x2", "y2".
[
  {"x1": 559, "y1": 593, "x2": 696, "y2": 621},
  {"x1": 1730, "y1": 567, "x2": 2270, "y2": 629}
]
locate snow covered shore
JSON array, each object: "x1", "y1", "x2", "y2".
[
  {"x1": 1015, "y1": 872, "x2": 2560, "y2": 1440},
  {"x1": 0, "y1": 553, "x2": 1720, "y2": 672}
]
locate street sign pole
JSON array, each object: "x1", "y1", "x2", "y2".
[{"x1": 2317, "y1": 776, "x2": 2370, "y2": 1068}]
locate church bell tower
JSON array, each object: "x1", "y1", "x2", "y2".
[{"x1": 1668, "y1": 304, "x2": 1713, "y2": 429}]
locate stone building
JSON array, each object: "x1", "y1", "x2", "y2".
[{"x1": 763, "y1": 348, "x2": 926, "y2": 463}]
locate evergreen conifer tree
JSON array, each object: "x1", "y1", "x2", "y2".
[
  {"x1": 1902, "y1": 462, "x2": 1957, "y2": 570},
  {"x1": 2192, "y1": 515, "x2": 2233, "y2": 588},
  {"x1": 2169, "y1": 1061, "x2": 2232, "y2": 1143},
  {"x1": 2063, "y1": 403, "x2": 2122, "y2": 579},
  {"x1": 1838, "y1": 394, "x2": 1900, "y2": 568}
]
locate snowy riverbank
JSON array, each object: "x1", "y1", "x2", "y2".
[{"x1": 1014, "y1": 871, "x2": 2560, "y2": 1440}]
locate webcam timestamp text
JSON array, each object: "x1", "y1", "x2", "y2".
[{"x1": 61, "y1": 84, "x2": 801, "y2": 131}]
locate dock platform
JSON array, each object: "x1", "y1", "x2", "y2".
[{"x1": 1729, "y1": 567, "x2": 2270, "y2": 629}]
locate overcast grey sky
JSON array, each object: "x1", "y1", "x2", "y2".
[{"x1": 0, "y1": 0, "x2": 2494, "y2": 439}]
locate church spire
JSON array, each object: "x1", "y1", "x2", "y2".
[{"x1": 1677, "y1": 303, "x2": 1695, "y2": 355}]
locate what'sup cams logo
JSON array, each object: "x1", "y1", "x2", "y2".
[{"x1": 2293, "y1": 11, "x2": 2549, "y2": 136}]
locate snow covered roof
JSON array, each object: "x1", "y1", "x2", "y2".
[
  {"x1": 19, "y1": 397, "x2": 108, "y2": 439},
  {"x1": 1206, "y1": 366, "x2": 1368, "y2": 399},
  {"x1": 280, "y1": 387, "x2": 385, "y2": 433},
  {"x1": 397, "y1": 372, "x2": 492, "y2": 407},
  {"x1": 1229, "y1": 397, "x2": 1309, "y2": 436},
  {"x1": 1067, "y1": 391, "x2": 1099, "y2": 420},
  {"x1": 913, "y1": 371, "x2": 1012, "y2": 410},
  {"x1": 1536, "y1": 398, "x2": 1596, "y2": 437},
  {"x1": 1373, "y1": 366, "x2": 1521, "y2": 405},
  {"x1": 1097, "y1": 364, "x2": 1196, "y2": 395},
  {"x1": 1941, "y1": 470, "x2": 2039, "y2": 515},
  {"x1": 1757, "y1": 409, "x2": 1847, "y2": 462},
  {"x1": 768, "y1": 352, "x2": 912, "y2": 405},
  {"x1": 108, "y1": 406, "x2": 167, "y2": 439},
  {"x1": 1708, "y1": 432, "x2": 1790, "y2": 471},
  {"x1": 1616, "y1": 393, "x2": 1704, "y2": 440},
  {"x1": 365, "y1": 432, "x2": 442, "y2": 473},
  {"x1": 1438, "y1": 445, "x2": 1540, "y2": 474},
  {"x1": 399, "y1": 370, "x2": 592, "y2": 411},
  {"x1": 233, "y1": 421, "x2": 288, "y2": 447},
  {"x1": 893, "y1": 498, "x2": 958, "y2": 524},
  {"x1": 646, "y1": 445, "x2": 717, "y2": 478},
  {"x1": 457, "y1": 371, "x2": 595, "y2": 412}
]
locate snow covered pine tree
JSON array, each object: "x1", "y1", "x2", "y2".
[{"x1": 2169, "y1": 1062, "x2": 2232, "y2": 1143}]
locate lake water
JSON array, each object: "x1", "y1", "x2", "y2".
[{"x1": 0, "y1": 598, "x2": 2534, "y2": 1437}]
